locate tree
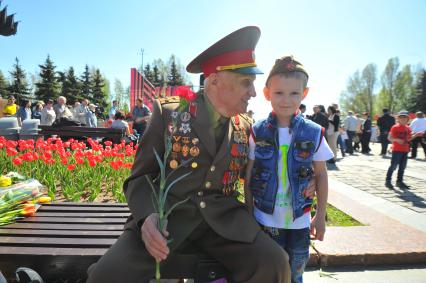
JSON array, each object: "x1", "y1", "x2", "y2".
[
  {"x1": 80, "y1": 64, "x2": 92, "y2": 100},
  {"x1": 394, "y1": 65, "x2": 414, "y2": 111},
  {"x1": 35, "y1": 55, "x2": 60, "y2": 102},
  {"x1": 59, "y1": 67, "x2": 81, "y2": 104},
  {"x1": 152, "y1": 65, "x2": 163, "y2": 87},
  {"x1": 380, "y1": 57, "x2": 400, "y2": 113},
  {"x1": 410, "y1": 70, "x2": 426, "y2": 113},
  {"x1": 113, "y1": 79, "x2": 125, "y2": 109},
  {"x1": 361, "y1": 63, "x2": 377, "y2": 117},
  {"x1": 340, "y1": 70, "x2": 366, "y2": 113},
  {"x1": 0, "y1": 70, "x2": 9, "y2": 98},
  {"x1": 167, "y1": 55, "x2": 184, "y2": 86},
  {"x1": 91, "y1": 69, "x2": 107, "y2": 109},
  {"x1": 153, "y1": 59, "x2": 167, "y2": 87},
  {"x1": 143, "y1": 64, "x2": 155, "y2": 83},
  {"x1": 8, "y1": 57, "x2": 31, "y2": 103}
]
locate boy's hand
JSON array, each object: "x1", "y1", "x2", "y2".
[
  {"x1": 303, "y1": 178, "x2": 317, "y2": 199},
  {"x1": 310, "y1": 214, "x2": 326, "y2": 241}
]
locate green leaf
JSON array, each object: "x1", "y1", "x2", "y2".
[
  {"x1": 164, "y1": 197, "x2": 190, "y2": 219},
  {"x1": 161, "y1": 171, "x2": 192, "y2": 209}
]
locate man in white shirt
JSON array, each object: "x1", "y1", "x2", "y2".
[
  {"x1": 109, "y1": 100, "x2": 118, "y2": 120},
  {"x1": 409, "y1": 111, "x2": 426, "y2": 159},
  {"x1": 75, "y1": 99, "x2": 90, "y2": 125},
  {"x1": 343, "y1": 111, "x2": 358, "y2": 154}
]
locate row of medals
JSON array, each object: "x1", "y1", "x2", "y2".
[
  {"x1": 222, "y1": 123, "x2": 248, "y2": 195},
  {"x1": 170, "y1": 135, "x2": 199, "y2": 169}
]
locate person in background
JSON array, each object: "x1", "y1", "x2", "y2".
[
  {"x1": 310, "y1": 105, "x2": 329, "y2": 132},
  {"x1": 299, "y1": 103, "x2": 306, "y2": 117},
  {"x1": 385, "y1": 110, "x2": 413, "y2": 189},
  {"x1": 131, "y1": 98, "x2": 151, "y2": 136},
  {"x1": 2, "y1": 95, "x2": 18, "y2": 117},
  {"x1": 360, "y1": 112, "x2": 372, "y2": 154},
  {"x1": 40, "y1": 99, "x2": 56, "y2": 126},
  {"x1": 409, "y1": 111, "x2": 426, "y2": 159},
  {"x1": 110, "y1": 110, "x2": 138, "y2": 143},
  {"x1": 109, "y1": 100, "x2": 118, "y2": 120},
  {"x1": 87, "y1": 103, "x2": 98, "y2": 127},
  {"x1": 335, "y1": 109, "x2": 346, "y2": 157},
  {"x1": 53, "y1": 96, "x2": 73, "y2": 121},
  {"x1": 377, "y1": 108, "x2": 395, "y2": 156},
  {"x1": 32, "y1": 103, "x2": 43, "y2": 120},
  {"x1": 72, "y1": 101, "x2": 81, "y2": 120},
  {"x1": 353, "y1": 113, "x2": 364, "y2": 151},
  {"x1": 75, "y1": 99, "x2": 89, "y2": 125},
  {"x1": 326, "y1": 105, "x2": 340, "y2": 163},
  {"x1": 16, "y1": 100, "x2": 32, "y2": 126},
  {"x1": 343, "y1": 111, "x2": 358, "y2": 154},
  {"x1": 0, "y1": 94, "x2": 6, "y2": 118}
]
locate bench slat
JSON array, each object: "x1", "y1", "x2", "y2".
[
  {"x1": 38, "y1": 206, "x2": 129, "y2": 212},
  {"x1": 0, "y1": 246, "x2": 107, "y2": 256},
  {"x1": 0, "y1": 229, "x2": 122, "y2": 237},
  {"x1": 4, "y1": 223, "x2": 124, "y2": 230},
  {"x1": 35, "y1": 212, "x2": 130, "y2": 217},
  {"x1": 19, "y1": 216, "x2": 126, "y2": 224},
  {"x1": 0, "y1": 236, "x2": 116, "y2": 247},
  {"x1": 44, "y1": 202, "x2": 128, "y2": 207}
]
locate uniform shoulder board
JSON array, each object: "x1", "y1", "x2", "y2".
[
  {"x1": 159, "y1": 96, "x2": 180, "y2": 105},
  {"x1": 239, "y1": 113, "x2": 253, "y2": 124}
]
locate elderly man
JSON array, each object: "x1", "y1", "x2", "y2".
[
  {"x1": 343, "y1": 111, "x2": 358, "y2": 154},
  {"x1": 53, "y1": 96, "x2": 73, "y2": 121},
  {"x1": 377, "y1": 108, "x2": 395, "y2": 155},
  {"x1": 86, "y1": 26, "x2": 291, "y2": 283},
  {"x1": 409, "y1": 111, "x2": 426, "y2": 159}
]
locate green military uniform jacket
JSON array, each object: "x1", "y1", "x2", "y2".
[{"x1": 123, "y1": 94, "x2": 260, "y2": 252}]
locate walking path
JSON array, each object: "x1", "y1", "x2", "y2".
[{"x1": 309, "y1": 143, "x2": 426, "y2": 268}]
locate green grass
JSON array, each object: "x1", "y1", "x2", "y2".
[{"x1": 325, "y1": 204, "x2": 363, "y2": 226}]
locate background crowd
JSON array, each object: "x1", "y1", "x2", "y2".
[{"x1": 298, "y1": 103, "x2": 426, "y2": 161}]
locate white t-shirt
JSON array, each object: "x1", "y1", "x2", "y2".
[
  {"x1": 410, "y1": 118, "x2": 426, "y2": 134},
  {"x1": 249, "y1": 127, "x2": 333, "y2": 229}
]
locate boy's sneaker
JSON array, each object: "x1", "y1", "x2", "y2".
[
  {"x1": 385, "y1": 181, "x2": 393, "y2": 189},
  {"x1": 396, "y1": 181, "x2": 409, "y2": 189}
]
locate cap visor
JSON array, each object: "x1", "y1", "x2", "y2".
[{"x1": 231, "y1": 66, "x2": 263, "y2": 75}]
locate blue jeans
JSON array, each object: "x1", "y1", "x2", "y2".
[
  {"x1": 386, "y1": 151, "x2": 408, "y2": 182},
  {"x1": 262, "y1": 226, "x2": 310, "y2": 283}
]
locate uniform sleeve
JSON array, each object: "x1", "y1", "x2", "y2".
[{"x1": 123, "y1": 100, "x2": 166, "y2": 227}]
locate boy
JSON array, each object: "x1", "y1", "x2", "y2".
[
  {"x1": 244, "y1": 56, "x2": 333, "y2": 283},
  {"x1": 385, "y1": 110, "x2": 413, "y2": 189}
]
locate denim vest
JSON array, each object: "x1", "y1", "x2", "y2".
[{"x1": 250, "y1": 112, "x2": 323, "y2": 219}]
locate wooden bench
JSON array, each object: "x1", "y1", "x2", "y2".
[
  {"x1": 0, "y1": 202, "x2": 231, "y2": 283},
  {"x1": 38, "y1": 126, "x2": 126, "y2": 144}
]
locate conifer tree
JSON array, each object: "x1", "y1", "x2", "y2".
[
  {"x1": 410, "y1": 70, "x2": 426, "y2": 112},
  {"x1": 167, "y1": 55, "x2": 184, "y2": 86},
  {"x1": 152, "y1": 65, "x2": 163, "y2": 86},
  {"x1": 91, "y1": 69, "x2": 107, "y2": 109},
  {"x1": 59, "y1": 67, "x2": 81, "y2": 104},
  {"x1": 8, "y1": 57, "x2": 31, "y2": 102},
  {"x1": 80, "y1": 64, "x2": 92, "y2": 100},
  {"x1": 144, "y1": 64, "x2": 155, "y2": 84},
  {"x1": 35, "y1": 55, "x2": 60, "y2": 102},
  {"x1": 0, "y1": 70, "x2": 9, "y2": 98}
]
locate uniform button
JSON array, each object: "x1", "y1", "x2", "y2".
[
  {"x1": 197, "y1": 191, "x2": 203, "y2": 196},
  {"x1": 205, "y1": 182, "x2": 212, "y2": 189},
  {"x1": 210, "y1": 166, "x2": 216, "y2": 172},
  {"x1": 200, "y1": 201, "x2": 206, "y2": 208}
]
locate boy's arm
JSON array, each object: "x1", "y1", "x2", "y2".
[
  {"x1": 311, "y1": 160, "x2": 328, "y2": 241},
  {"x1": 244, "y1": 159, "x2": 255, "y2": 214}
]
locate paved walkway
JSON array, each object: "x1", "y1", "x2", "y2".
[{"x1": 309, "y1": 142, "x2": 426, "y2": 268}]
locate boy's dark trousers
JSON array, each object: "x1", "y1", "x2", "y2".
[
  {"x1": 410, "y1": 136, "x2": 426, "y2": 158},
  {"x1": 386, "y1": 151, "x2": 408, "y2": 182},
  {"x1": 379, "y1": 132, "x2": 390, "y2": 155}
]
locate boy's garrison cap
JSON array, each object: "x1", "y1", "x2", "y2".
[
  {"x1": 186, "y1": 26, "x2": 263, "y2": 77},
  {"x1": 266, "y1": 55, "x2": 308, "y2": 84}
]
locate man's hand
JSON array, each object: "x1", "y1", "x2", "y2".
[
  {"x1": 303, "y1": 177, "x2": 316, "y2": 199},
  {"x1": 310, "y1": 214, "x2": 326, "y2": 241},
  {"x1": 141, "y1": 213, "x2": 169, "y2": 262}
]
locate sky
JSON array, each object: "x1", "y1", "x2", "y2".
[{"x1": 1, "y1": 0, "x2": 425, "y2": 119}]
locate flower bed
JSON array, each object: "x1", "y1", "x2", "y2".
[{"x1": 0, "y1": 136, "x2": 136, "y2": 202}]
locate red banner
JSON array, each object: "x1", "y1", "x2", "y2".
[{"x1": 130, "y1": 68, "x2": 156, "y2": 111}]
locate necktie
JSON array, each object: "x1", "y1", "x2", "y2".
[{"x1": 215, "y1": 116, "x2": 228, "y2": 150}]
